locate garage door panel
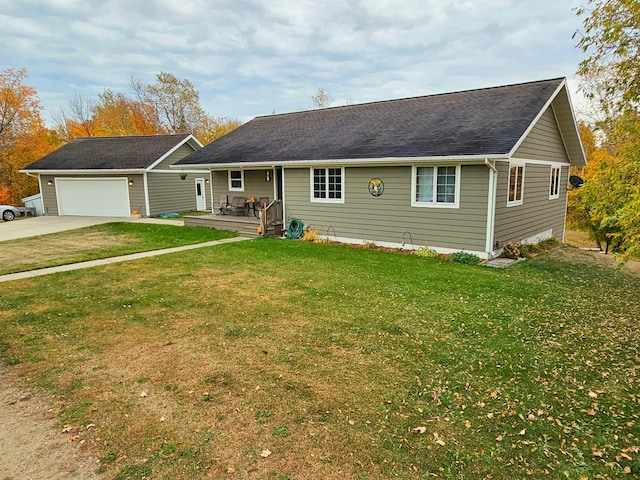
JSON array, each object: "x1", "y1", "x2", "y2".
[{"x1": 56, "y1": 178, "x2": 130, "y2": 217}]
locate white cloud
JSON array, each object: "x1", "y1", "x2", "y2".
[{"x1": 0, "y1": 0, "x2": 587, "y2": 125}]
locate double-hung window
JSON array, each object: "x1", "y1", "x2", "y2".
[
  {"x1": 549, "y1": 165, "x2": 561, "y2": 199},
  {"x1": 507, "y1": 163, "x2": 524, "y2": 206},
  {"x1": 411, "y1": 165, "x2": 460, "y2": 208},
  {"x1": 311, "y1": 167, "x2": 344, "y2": 203},
  {"x1": 228, "y1": 170, "x2": 244, "y2": 191}
]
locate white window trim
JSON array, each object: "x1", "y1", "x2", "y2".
[
  {"x1": 507, "y1": 161, "x2": 525, "y2": 207},
  {"x1": 309, "y1": 167, "x2": 345, "y2": 204},
  {"x1": 549, "y1": 164, "x2": 562, "y2": 200},
  {"x1": 410, "y1": 164, "x2": 461, "y2": 209},
  {"x1": 228, "y1": 169, "x2": 244, "y2": 192}
]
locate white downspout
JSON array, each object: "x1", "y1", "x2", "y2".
[
  {"x1": 209, "y1": 171, "x2": 214, "y2": 213},
  {"x1": 143, "y1": 172, "x2": 151, "y2": 217},
  {"x1": 485, "y1": 159, "x2": 498, "y2": 257}
]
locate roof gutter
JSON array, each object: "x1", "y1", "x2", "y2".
[
  {"x1": 173, "y1": 154, "x2": 510, "y2": 170},
  {"x1": 19, "y1": 168, "x2": 148, "y2": 174}
]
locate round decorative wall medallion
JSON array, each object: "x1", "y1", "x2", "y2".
[{"x1": 368, "y1": 178, "x2": 384, "y2": 197}]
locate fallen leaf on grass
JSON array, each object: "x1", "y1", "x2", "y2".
[
  {"x1": 413, "y1": 426, "x2": 427, "y2": 434},
  {"x1": 61, "y1": 425, "x2": 74, "y2": 433},
  {"x1": 587, "y1": 409, "x2": 597, "y2": 416},
  {"x1": 260, "y1": 449, "x2": 272, "y2": 458},
  {"x1": 139, "y1": 391, "x2": 148, "y2": 398},
  {"x1": 588, "y1": 391, "x2": 598, "y2": 399},
  {"x1": 433, "y1": 432, "x2": 445, "y2": 445}
]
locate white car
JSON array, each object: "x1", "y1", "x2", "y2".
[{"x1": 1, "y1": 205, "x2": 21, "y2": 221}]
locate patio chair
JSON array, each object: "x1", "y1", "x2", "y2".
[{"x1": 230, "y1": 196, "x2": 247, "y2": 216}]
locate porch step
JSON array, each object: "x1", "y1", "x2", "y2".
[{"x1": 184, "y1": 215, "x2": 261, "y2": 238}]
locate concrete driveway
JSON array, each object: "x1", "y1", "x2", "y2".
[{"x1": 0, "y1": 216, "x2": 183, "y2": 242}]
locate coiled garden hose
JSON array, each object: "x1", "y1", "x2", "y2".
[{"x1": 286, "y1": 218, "x2": 304, "y2": 239}]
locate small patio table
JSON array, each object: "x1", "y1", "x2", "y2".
[{"x1": 245, "y1": 200, "x2": 259, "y2": 217}]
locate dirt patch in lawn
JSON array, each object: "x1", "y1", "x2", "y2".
[
  {"x1": 563, "y1": 229, "x2": 600, "y2": 249},
  {"x1": 560, "y1": 231, "x2": 640, "y2": 275},
  {"x1": 0, "y1": 232, "x2": 133, "y2": 273},
  {"x1": 0, "y1": 367, "x2": 102, "y2": 480}
]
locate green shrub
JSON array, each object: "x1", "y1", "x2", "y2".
[
  {"x1": 413, "y1": 247, "x2": 439, "y2": 258},
  {"x1": 449, "y1": 251, "x2": 482, "y2": 265}
]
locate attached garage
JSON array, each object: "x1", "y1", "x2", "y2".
[
  {"x1": 56, "y1": 178, "x2": 130, "y2": 217},
  {"x1": 21, "y1": 134, "x2": 209, "y2": 217}
]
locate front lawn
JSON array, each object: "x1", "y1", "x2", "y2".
[
  {"x1": 0, "y1": 240, "x2": 638, "y2": 479},
  {"x1": 0, "y1": 222, "x2": 236, "y2": 275}
]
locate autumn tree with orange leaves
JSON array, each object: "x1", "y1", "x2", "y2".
[
  {"x1": 572, "y1": 1, "x2": 640, "y2": 259},
  {"x1": 0, "y1": 68, "x2": 57, "y2": 205},
  {"x1": 54, "y1": 72, "x2": 240, "y2": 145}
]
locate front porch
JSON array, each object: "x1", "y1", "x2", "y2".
[{"x1": 184, "y1": 200, "x2": 284, "y2": 238}]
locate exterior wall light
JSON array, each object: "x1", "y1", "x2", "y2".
[
  {"x1": 128, "y1": 180, "x2": 134, "y2": 186},
  {"x1": 47, "y1": 180, "x2": 53, "y2": 186},
  {"x1": 180, "y1": 173, "x2": 187, "y2": 180}
]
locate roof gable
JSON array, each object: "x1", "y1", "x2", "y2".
[
  {"x1": 176, "y1": 78, "x2": 585, "y2": 167},
  {"x1": 23, "y1": 134, "x2": 197, "y2": 171}
]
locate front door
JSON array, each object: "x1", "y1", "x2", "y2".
[{"x1": 195, "y1": 178, "x2": 206, "y2": 211}]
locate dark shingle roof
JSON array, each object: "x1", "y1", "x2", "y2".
[
  {"x1": 24, "y1": 134, "x2": 192, "y2": 170},
  {"x1": 175, "y1": 78, "x2": 565, "y2": 166}
]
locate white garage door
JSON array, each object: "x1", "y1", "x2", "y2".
[{"x1": 56, "y1": 178, "x2": 131, "y2": 217}]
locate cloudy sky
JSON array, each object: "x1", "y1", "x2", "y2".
[{"x1": 1, "y1": 0, "x2": 588, "y2": 125}]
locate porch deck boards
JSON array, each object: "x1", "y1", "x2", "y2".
[{"x1": 184, "y1": 214, "x2": 261, "y2": 238}]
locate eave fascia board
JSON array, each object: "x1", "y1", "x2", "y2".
[
  {"x1": 150, "y1": 168, "x2": 211, "y2": 174},
  {"x1": 19, "y1": 168, "x2": 147, "y2": 175},
  {"x1": 558, "y1": 82, "x2": 588, "y2": 166},
  {"x1": 175, "y1": 154, "x2": 509, "y2": 170}
]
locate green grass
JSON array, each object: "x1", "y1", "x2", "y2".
[
  {"x1": 0, "y1": 239, "x2": 638, "y2": 479},
  {"x1": 0, "y1": 222, "x2": 236, "y2": 275}
]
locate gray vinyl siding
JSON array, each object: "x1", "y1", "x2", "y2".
[
  {"x1": 514, "y1": 107, "x2": 570, "y2": 162},
  {"x1": 128, "y1": 175, "x2": 146, "y2": 214},
  {"x1": 152, "y1": 143, "x2": 196, "y2": 170},
  {"x1": 40, "y1": 174, "x2": 58, "y2": 215},
  {"x1": 147, "y1": 172, "x2": 211, "y2": 216},
  {"x1": 40, "y1": 173, "x2": 144, "y2": 216},
  {"x1": 493, "y1": 162, "x2": 568, "y2": 246},
  {"x1": 212, "y1": 169, "x2": 275, "y2": 208},
  {"x1": 284, "y1": 165, "x2": 489, "y2": 252}
]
